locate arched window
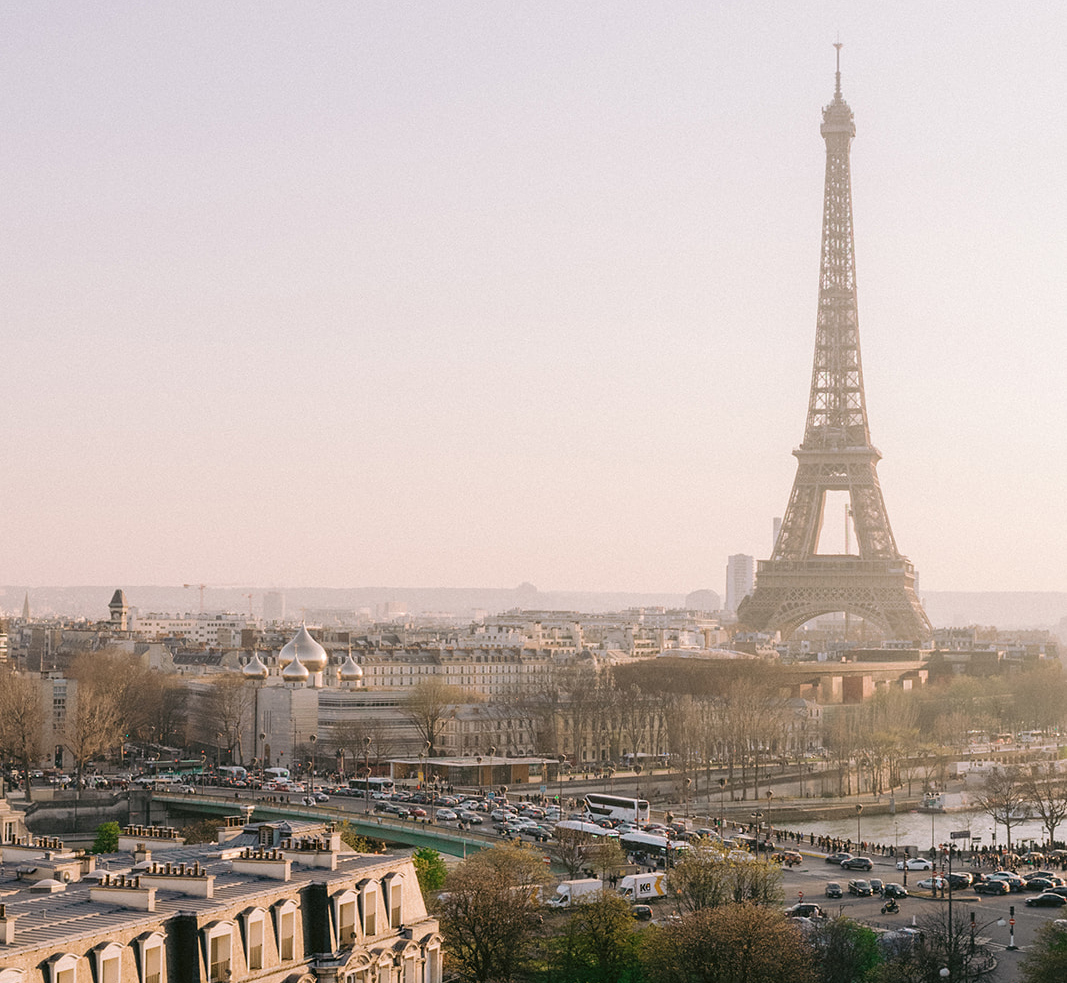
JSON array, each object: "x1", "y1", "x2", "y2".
[
  {"x1": 241, "y1": 908, "x2": 267, "y2": 970},
  {"x1": 43, "y1": 954, "x2": 78, "y2": 983},
  {"x1": 332, "y1": 888, "x2": 359, "y2": 947},
  {"x1": 90, "y1": 942, "x2": 123, "y2": 983},
  {"x1": 134, "y1": 932, "x2": 166, "y2": 983},
  {"x1": 273, "y1": 898, "x2": 298, "y2": 961}
]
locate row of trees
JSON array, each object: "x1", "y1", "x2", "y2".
[{"x1": 0, "y1": 652, "x2": 189, "y2": 797}]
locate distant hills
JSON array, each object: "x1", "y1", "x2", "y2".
[{"x1": 4, "y1": 584, "x2": 1066, "y2": 633}]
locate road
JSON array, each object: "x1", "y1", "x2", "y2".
[{"x1": 779, "y1": 851, "x2": 1057, "y2": 981}]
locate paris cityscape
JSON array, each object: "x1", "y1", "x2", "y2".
[{"x1": 3, "y1": 6, "x2": 1066, "y2": 983}]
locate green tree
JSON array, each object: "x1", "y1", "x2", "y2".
[
  {"x1": 558, "y1": 891, "x2": 640, "y2": 983},
  {"x1": 412, "y1": 847, "x2": 448, "y2": 893},
  {"x1": 813, "y1": 917, "x2": 882, "y2": 983},
  {"x1": 91, "y1": 821, "x2": 120, "y2": 854},
  {"x1": 337, "y1": 820, "x2": 385, "y2": 854},
  {"x1": 1021, "y1": 921, "x2": 1067, "y2": 983},
  {"x1": 588, "y1": 837, "x2": 626, "y2": 882},
  {"x1": 641, "y1": 903, "x2": 815, "y2": 983},
  {"x1": 437, "y1": 841, "x2": 551, "y2": 983}
]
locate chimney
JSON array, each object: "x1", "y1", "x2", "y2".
[{"x1": 0, "y1": 904, "x2": 18, "y2": 945}]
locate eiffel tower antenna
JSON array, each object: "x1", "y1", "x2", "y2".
[{"x1": 737, "y1": 55, "x2": 932, "y2": 642}]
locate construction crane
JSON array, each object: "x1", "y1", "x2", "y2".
[{"x1": 183, "y1": 583, "x2": 208, "y2": 613}]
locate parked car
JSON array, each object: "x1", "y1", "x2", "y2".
[
  {"x1": 631, "y1": 904, "x2": 654, "y2": 921},
  {"x1": 825, "y1": 881, "x2": 843, "y2": 898},
  {"x1": 1026, "y1": 893, "x2": 1067, "y2": 908},
  {"x1": 848, "y1": 879, "x2": 874, "y2": 897},
  {"x1": 897, "y1": 857, "x2": 933, "y2": 871},
  {"x1": 988, "y1": 872, "x2": 1026, "y2": 892},
  {"x1": 842, "y1": 857, "x2": 874, "y2": 871}
]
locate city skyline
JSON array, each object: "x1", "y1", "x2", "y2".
[{"x1": 3, "y1": 4, "x2": 1066, "y2": 594}]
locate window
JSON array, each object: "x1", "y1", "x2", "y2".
[
  {"x1": 336, "y1": 894, "x2": 357, "y2": 945},
  {"x1": 135, "y1": 932, "x2": 165, "y2": 983},
  {"x1": 389, "y1": 881, "x2": 403, "y2": 929},
  {"x1": 361, "y1": 885, "x2": 378, "y2": 937},
  {"x1": 248, "y1": 915, "x2": 264, "y2": 970},
  {"x1": 92, "y1": 943, "x2": 122, "y2": 983},
  {"x1": 144, "y1": 945, "x2": 162, "y2": 983},
  {"x1": 46, "y1": 955, "x2": 78, "y2": 983},
  {"x1": 279, "y1": 909, "x2": 295, "y2": 960},
  {"x1": 208, "y1": 932, "x2": 231, "y2": 982}
]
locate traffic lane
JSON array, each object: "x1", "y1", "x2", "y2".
[{"x1": 778, "y1": 863, "x2": 1060, "y2": 950}]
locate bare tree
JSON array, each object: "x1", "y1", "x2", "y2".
[
  {"x1": 1022, "y1": 763, "x2": 1067, "y2": 846},
  {"x1": 404, "y1": 678, "x2": 466, "y2": 753},
  {"x1": 0, "y1": 669, "x2": 44, "y2": 800},
  {"x1": 199, "y1": 674, "x2": 255, "y2": 764},
  {"x1": 978, "y1": 766, "x2": 1028, "y2": 852},
  {"x1": 64, "y1": 673, "x2": 123, "y2": 786}
]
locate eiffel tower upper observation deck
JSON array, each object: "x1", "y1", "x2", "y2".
[{"x1": 736, "y1": 48, "x2": 932, "y2": 641}]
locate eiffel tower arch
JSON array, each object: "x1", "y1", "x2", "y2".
[{"x1": 737, "y1": 48, "x2": 932, "y2": 643}]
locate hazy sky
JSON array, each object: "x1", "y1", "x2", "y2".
[{"x1": 2, "y1": 2, "x2": 1066, "y2": 595}]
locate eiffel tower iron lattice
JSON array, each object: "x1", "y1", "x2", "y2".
[{"x1": 737, "y1": 48, "x2": 932, "y2": 642}]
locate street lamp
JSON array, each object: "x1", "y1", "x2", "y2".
[
  {"x1": 855, "y1": 803, "x2": 863, "y2": 849},
  {"x1": 363, "y1": 736, "x2": 371, "y2": 814},
  {"x1": 308, "y1": 734, "x2": 317, "y2": 803},
  {"x1": 765, "y1": 789, "x2": 774, "y2": 838},
  {"x1": 751, "y1": 811, "x2": 764, "y2": 858},
  {"x1": 719, "y1": 778, "x2": 727, "y2": 832}
]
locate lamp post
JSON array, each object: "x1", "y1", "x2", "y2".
[
  {"x1": 308, "y1": 734, "x2": 317, "y2": 803},
  {"x1": 719, "y1": 778, "x2": 727, "y2": 832},
  {"x1": 751, "y1": 811, "x2": 763, "y2": 858},
  {"x1": 766, "y1": 789, "x2": 774, "y2": 839},
  {"x1": 363, "y1": 736, "x2": 371, "y2": 814},
  {"x1": 855, "y1": 803, "x2": 863, "y2": 849},
  {"x1": 557, "y1": 754, "x2": 566, "y2": 810}
]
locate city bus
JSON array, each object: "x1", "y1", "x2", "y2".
[
  {"x1": 347, "y1": 776, "x2": 396, "y2": 797},
  {"x1": 583, "y1": 793, "x2": 650, "y2": 825},
  {"x1": 619, "y1": 831, "x2": 687, "y2": 866}
]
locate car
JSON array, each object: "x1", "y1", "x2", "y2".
[
  {"x1": 916, "y1": 877, "x2": 940, "y2": 892},
  {"x1": 848, "y1": 879, "x2": 874, "y2": 897},
  {"x1": 457, "y1": 810, "x2": 483, "y2": 824},
  {"x1": 1026, "y1": 877, "x2": 1060, "y2": 892},
  {"x1": 785, "y1": 903, "x2": 826, "y2": 919},
  {"x1": 826, "y1": 852, "x2": 853, "y2": 865},
  {"x1": 774, "y1": 851, "x2": 803, "y2": 867},
  {"x1": 842, "y1": 857, "x2": 874, "y2": 871},
  {"x1": 945, "y1": 872, "x2": 972, "y2": 890},
  {"x1": 869, "y1": 878, "x2": 885, "y2": 895},
  {"x1": 973, "y1": 880, "x2": 1010, "y2": 896},
  {"x1": 409, "y1": 807, "x2": 427, "y2": 818},
  {"x1": 631, "y1": 904, "x2": 653, "y2": 921},
  {"x1": 988, "y1": 872, "x2": 1026, "y2": 892},
  {"x1": 883, "y1": 883, "x2": 909, "y2": 899},
  {"x1": 1026, "y1": 893, "x2": 1067, "y2": 907},
  {"x1": 314, "y1": 791, "x2": 330, "y2": 802},
  {"x1": 896, "y1": 858, "x2": 933, "y2": 871},
  {"x1": 825, "y1": 881, "x2": 843, "y2": 898},
  {"x1": 175, "y1": 784, "x2": 196, "y2": 794},
  {"x1": 435, "y1": 809, "x2": 458, "y2": 822}
]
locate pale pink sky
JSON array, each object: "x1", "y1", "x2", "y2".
[{"x1": 2, "y1": 2, "x2": 1066, "y2": 593}]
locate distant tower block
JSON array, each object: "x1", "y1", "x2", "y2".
[
  {"x1": 737, "y1": 48, "x2": 932, "y2": 642},
  {"x1": 109, "y1": 589, "x2": 129, "y2": 630}
]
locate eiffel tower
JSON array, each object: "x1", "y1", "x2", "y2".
[{"x1": 737, "y1": 48, "x2": 932, "y2": 642}]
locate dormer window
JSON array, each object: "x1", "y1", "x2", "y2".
[{"x1": 91, "y1": 943, "x2": 123, "y2": 983}]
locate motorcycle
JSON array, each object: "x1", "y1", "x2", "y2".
[{"x1": 881, "y1": 898, "x2": 899, "y2": 915}]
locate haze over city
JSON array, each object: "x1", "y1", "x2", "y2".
[{"x1": 3, "y1": 3, "x2": 1065, "y2": 594}]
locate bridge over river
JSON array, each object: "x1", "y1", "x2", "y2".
[{"x1": 150, "y1": 792, "x2": 498, "y2": 858}]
